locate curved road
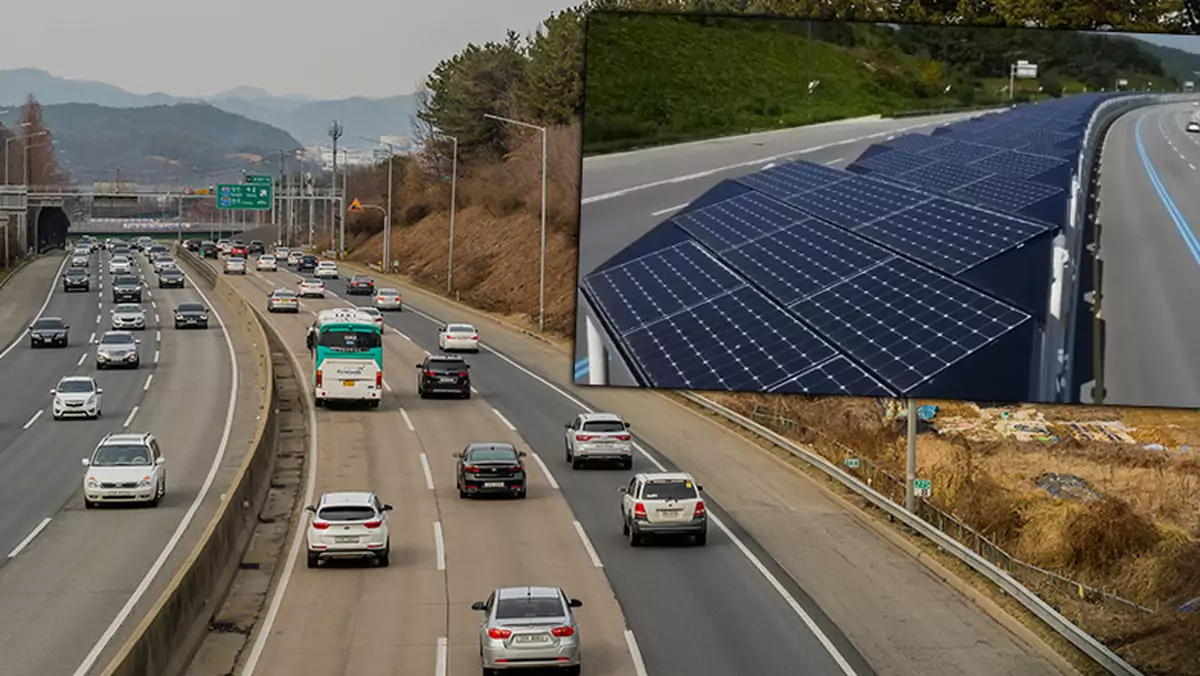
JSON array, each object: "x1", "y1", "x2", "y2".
[
  {"x1": 1099, "y1": 101, "x2": 1200, "y2": 409},
  {"x1": 0, "y1": 244, "x2": 259, "y2": 675},
  {"x1": 199, "y1": 245, "x2": 1064, "y2": 676}
]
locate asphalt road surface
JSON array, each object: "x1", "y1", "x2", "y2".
[
  {"x1": 197, "y1": 248, "x2": 1065, "y2": 676},
  {"x1": 0, "y1": 245, "x2": 259, "y2": 676}
]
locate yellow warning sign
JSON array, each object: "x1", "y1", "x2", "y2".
[{"x1": 348, "y1": 198, "x2": 363, "y2": 213}]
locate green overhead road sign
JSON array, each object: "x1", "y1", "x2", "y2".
[
  {"x1": 217, "y1": 183, "x2": 272, "y2": 210},
  {"x1": 244, "y1": 174, "x2": 271, "y2": 186},
  {"x1": 913, "y1": 478, "x2": 932, "y2": 497}
]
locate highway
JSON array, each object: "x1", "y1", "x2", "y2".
[
  {"x1": 197, "y1": 244, "x2": 1066, "y2": 676},
  {"x1": 0, "y1": 243, "x2": 259, "y2": 675},
  {"x1": 1098, "y1": 101, "x2": 1200, "y2": 409}
]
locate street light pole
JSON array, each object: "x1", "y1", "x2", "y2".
[
  {"x1": 25, "y1": 140, "x2": 54, "y2": 253},
  {"x1": 433, "y1": 133, "x2": 459, "y2": 294},
  {"x1": 5, "y1": 126, "x2": 43, "y2": 186},
  {"x1": 483, "y1": 114, "x2": 547, "y2": 332},
  {"x1": 359, "y1": 136, "x2": 396, "y2": 272}
]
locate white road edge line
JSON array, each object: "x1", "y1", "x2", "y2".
[
  {"x1": 76, "y1": 353, "x2": 86, "y2": 367},
  {"x1": 154, "y1": 350, "x2": 160, "y2": 364},
  {"x1": 71, "y1": 263, "x2": 242, "y2": 676},
  {"x1": 433, "y1": 521, "x2": 446, "y2": 571},
  {"x1": 143, "y1": 374, "x2": 153, "y2": 392},
  {"x1": 400, "y1": 407, "x2": 416, "y2": 431},
  {"x1": 572, "y1": 520, "x2": 603, "y2": 568},
  {"x1": 491, "y1": 407, "x2": 517, "y2": 431},
  {"x1": 399, "y1": 305, "x2": 858, "y2": 674},
  {"x1": 22, "y1": 409, "x2": 43, "y2": 430},
  {"x1": 122, "y1": 405, "x2": 138, "y2": 428},
  {"x1": 650, "y1": 203, "x2": 688, "y2": 216},
  {"x1": 419, "y1": 453, "x2": 435, "y2": 490},
  {"x1": 7, "y1": 517, "x2": 52, "y2": 559},
  {"x1": 95, "y1": 314, "x2": 101, "y2": 323},
  {"x1": 624, "y1": 630, "x2": 650, "y2": 676},
  {"x1": 383, "y1": 379, "x2": 392, "y2": 392},
  {"x1": 393, "y1": 328, "x2": 411, "y2": 341},
  {"x1": 531, "y1": 452, "x2": 559, "y2": 490},
  {"x1": 155, "y1": 330, "x2": 161, "y2": 342},
  {"x1": 470, "y1": 386, "x2": 479, "y2": 394},
  {"x1": 88, "y1": 332, "x2": 96, "y2": 344},
  {"x1": 435, "y1": 637, "x2": 448, "y2": 676}
]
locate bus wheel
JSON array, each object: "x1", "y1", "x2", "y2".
[
  {"x1": 369, "y1": 400, "x2": 380, "y2": 408},
  {"x1": 315, "y1": 398, "x2": 325, "y2": 407}
]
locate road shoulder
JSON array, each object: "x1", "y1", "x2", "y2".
[{"x1": 0, "y1": 254, "x2": 64, "y2": 350}]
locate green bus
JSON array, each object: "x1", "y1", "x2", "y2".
[{"x1": 307, "y1": 308, "x2": 383, "y2": 408}]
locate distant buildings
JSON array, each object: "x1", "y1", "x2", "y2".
[{"x1": 307, "y1": 136, "x2": 418, "y2": 169}]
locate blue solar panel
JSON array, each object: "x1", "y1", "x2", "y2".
[
  {"x1": 785, "y1": 175, "x2": 933, "y2": 230},
  {"x1": 621, "y1": 285, "x2": 839, "y2": 392},
  {"x1": 949, "y1": 174, "x2": 1063, "y2": 213},
  {"x1": 883, "y1": 133, "x2": 953, "y2": 154},
  {"x1": 850, "y1": 149, "x2": 935, "y2": 176},
  {"x1": 734, "y1": 161, "x2": 848, "y2": 201},
  {"x1": 968, "y1": 150, "x2": 1067, "y2": 179},
  {"x1": 717, "y1": 217, "x2": 895, "y2": 306},
  {"x1": 788, "y1": 257, "x2": 1031, "y2": 393},
  {"x1": 773, "y1": 356, "x2": 895, "y2": 396},
  {"x1": 918, "y1": 140, "x2": 1006, "y2": 166},
  {"x1": 584, "y1": 241, "x2": 745, "y2": 335},
  {"x1": 854, "y1": 198, "x2": 1051, "y2": 275},
  {"x1": 894, "y1": 162, "x2": 993, "y2": 193},
  {"x1": 672, "y1": 192, "x2": 811, "y2": 252}
]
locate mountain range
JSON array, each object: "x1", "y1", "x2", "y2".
[{"x1": 0, "y1": 68, "x2": 419, "y2": 147}]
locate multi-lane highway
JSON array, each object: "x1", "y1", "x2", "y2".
[
  {"x1": 1099, "y1": 101, "x2": 1200, "y2": 409},
  {"x1": 194, "y1": 243, "x2": 1066, "y2": 676},
  {"x1": 0, "y1": 242, "x2": 260, "y2": 675}
]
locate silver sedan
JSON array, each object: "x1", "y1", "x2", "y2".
[
  {"x1": 374, "y1": 288, "x2": 403, "y2": 311},
  {"x1": 110, "y1": 303, "x2": 146, "y2": 330},
  {"x1": 471, "y1": 586, "x2": 583, "y2": 674}
]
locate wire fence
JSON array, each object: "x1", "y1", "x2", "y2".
[{"x1": 747, "y1": 404, "x2": 1158, "y2": 616}]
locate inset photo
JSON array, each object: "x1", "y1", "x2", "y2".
[{"x1": 574, "y1": 11, "x2": 1200, "y2": 408}]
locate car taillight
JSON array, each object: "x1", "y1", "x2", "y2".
[
  {"x1": 487, "y1": 628, "x2": 512, "y2": 640},
  {"x1": 551, "y1": 626, "x2": 575, "y2": 637},
  {"x1": 575, "y1": 434, "x2": 593, "y2": 442},
  {"x1": 694, "y1": 500, "x2": 706, "y2": 518},
  {"x1": 316, "y1": 370, "x2": 323, "y2": 387},
  {"x1": 363, "y1": 520, "x2": 381, "y2": 529},
  {"x1": 457, "y1": 371, "x2": 468, "y2": 378},
  {"x1": 425, "y1": 370, "x2": 437, "y2": 377},
  {"x1": 470, "y1": 335, "x2": 478, "y2": 340},
  {"x1": 616, "y1": 434, "x2": 631, "y2": 441},
  {"x1": 634, "y1": 502, "x2": 647, "y2": 518},
  {"x1": 312, "y1": 521, "x2": 330, "y2": 530},
  {"x1": 464, "y1": 465, "x2": 480, "y2": 473},
  {"x1": 376, "y1": 371, "x2": 383, "y2": 388},
  {"x1": 376, "y1": 296, "x2": 384, "y2": 301}
]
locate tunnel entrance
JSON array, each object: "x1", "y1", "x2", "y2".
[{"x1": 36, "y1": 207, "x2": 69, "y2": 253}]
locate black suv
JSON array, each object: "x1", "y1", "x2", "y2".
[
  {"x1": 248, "y1": 240, "x2": 265, "y2": 255},
  {"x1": 453, "y1": 442, "x2": 527, "y2": 499},
  {"x1": 158, "y1": 267, "x2": 185, "y2": 288},
  {"x1": 62, "y1": 267, "x2": 90, "y2": 292},
  {"x1": 200, "y1": 241, "x2": 219, "y2": 259},
  {"x1": 30, "y1": 316, "x2": 69, "y2": 348},
  {"x1": 112, "y1": 275, "x2": 143, "y2": 303},
  {"x1": 346, "y1": 275, "x2": 375, "y2": 295},
  {"x1": 297, "y1": 255, "x2": 317, "y2": 273},
  {"x1": 174, "y1": 302, "x2": 209, "y2": 329},
  {"x1": 416, "y1": 355, "x2": 471, "y2": 399}
]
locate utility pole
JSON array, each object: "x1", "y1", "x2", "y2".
[
  {"x1": 275, "y1": 149, "x2": 284, "y2": 245},
  {"x1": 329, "y1": 121, "x2": 343, "y2": 258},
  {"x1": 905, "y1": 398, "x2": 918, "y2": 513}
]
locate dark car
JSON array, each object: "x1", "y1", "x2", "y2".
[
  {"x1": 158, "y1": 267, "x2": 185, "y2": 288},
  {"x1": 174, "y1": 302, "x2": 209, "y2": 329},
  {"x1": 248, "y1": 240, "x2": 265, "y2": 255},
  {"x1": 30, "y1": 316, "x2": 69, "y2": 348},
  {"x1": 297, "y1": 255, "x2": 317, "y2": 273},
  {"x1": 416, "y1": 355, "x2": 471, "y2": 399},
  {"x1": 454, "y1": 442, "x2": 527, "y2": 499},
  {"x1": 182, "y1": 239, "x2": 199, "y2": 252},
  {"x1": 62, "y1": 267, "x2": 90, "y2": 292},
  {"x1": 200, "y1": 241, "x2": 219, "y2": 259},
  {"x1": 346, "y1": 275, "x2": 375, "y2": 295},
  {"x1": 112, "y1": 275, "x2": 143, "y2": 303}
]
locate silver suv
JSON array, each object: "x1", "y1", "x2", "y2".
[
  {"x1": 564, "y1": 412, "x2": 633, "y2": 469},
  {"x1": 96, "y1": 330, "x2": 141, "y2": 369},
  {"x1": 471, "y1": 587, "x2": 583, "y2": 675}
]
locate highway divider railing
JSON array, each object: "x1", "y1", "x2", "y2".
[
  {"x1": 99, "y1": 245, "x2": 278, "y2": 676},
  {"x1": 679, "y1": 391, "x2": 1147, "y2": 676}
]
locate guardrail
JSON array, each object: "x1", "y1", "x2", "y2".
[
  {"x1": 678, "y1": 391, "x2": 1145, "y2": 676},
  {"x1": 98, "y1": 245, "x2": 277, "y2": 676}
]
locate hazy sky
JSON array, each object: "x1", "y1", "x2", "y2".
[{"x1": 0, "y1": 0, "x2": 574, "y2": 100}]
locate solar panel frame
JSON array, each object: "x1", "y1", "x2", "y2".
[
  {"x1": 892, "y1": 162, "x2": 994, "y2": 193},
  {"x1": 917, "y1": 140, "x2": 1007, "y2": 166},
  {"x1": 772, "y1": 355, "x2": 897, "y2": 396},
  {"x1": 784, "y1": 174, "x2": 935, "y2": 230},
  {"x1": 968, "y1": 150, "x2": 1068, "y2": 179},
  {"x1": 734, "y1": 161, "x2": 849, "y2": 201},
  {"x1": 948, "y1": 174, "x2": 1064, "y2": 213},
  {"x1": 671, "y1": 191, "x2": 813, "y2": 252},
  {"x1": 881, "y1": 133, "x2": 954, "y2": 154},
  {"x1": 849, "y1": 149, "x2": 936, "y2": 176}
]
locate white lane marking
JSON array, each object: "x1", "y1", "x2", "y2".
[
  {"x1": 76, "y1": 353, "x2": 86, "y2": 367},
  {"x1": 95, "y1": 314, "x2": 100, "y2": 323},
  {"x1": 419, "y1": 453, "x2": 434, "y2": 490},
  {"x1": 761, "y1": 161, "x2": 776, "y2": 169},
  {"x1": 531, "y1": 452, "x2": 559, "y2": 490},
  {"x1": 399, "y1": 304, "x2": 859, "y2": 674},
  {"x1": 491, "y1": 408, "x2": 517, "y2": 431},
  {"x1": 624, "y1": 630, "x2": 650, "y2": 676},
  {"x1": 400, "y1": 407, "x2": 415, "y2": 432},
  {"x1": 98, "y1": 301, "x2": 102, "y2": 309},
  {"x1": 1191, "y1": 163, "x2": 1196, "y2": 170},
  {"x1": 824, "y1": 157, "x2": 844, "y2": 165},
  {"x1": 433, "y1": 521, "x2": 446, "y2": 571},
  {"x1": 392, "y1": 328, "x2": 411, "y2": 341},
  {"x1": 71, "y1": 262, "x2": 242, "y2": 676},
  {"x1": 22, "y1": 410, "x2": 43, "y2": 430},
  {"x1": 143, "y1": 374, "x2": 153, "y2": 392},
  {"x1": 88, "y1": 332, "x2": 95, "y2": 344},
  {"x1": 7, "y1": 517, "x2": 52, "y2": 559},
  {"x1": 151, "y1": 300, "x2": 157, "y2": 308},
  {"x1": 573, "y1": 520, "x2": 603, "y2": 568},
  {"x1": 435, "y1": 637, "x2": 448, "y2": 676},
  {"x1": 382, "y1": 379, "x2": 392, "y2": 392},
  {"x1": 156, "y1": 330, "x2": 161, "y2": 342},
  {"x1": 470, "y1": 386, "x2": 479, "y2": 394},
  {"x1": 155, "y1": 313, "x2": 160, "y2": 323},
  {"x1": 650, "y1": 203, "x2": 688, "y2": 216}
]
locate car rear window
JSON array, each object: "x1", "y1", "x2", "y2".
[
  {"x1": 317, "y1": 505, "x2": 376, "y2": 522},
  {"x1": 467, "y1": 447, "x2": 518, "y2": 463},
  {"x1": 581, "y1": 420, "x2": 626, "y2": 433},
  {"x1": 641, "y1": 479, "x2": 698, "y2": 500},
  {"x1": 494, "y1": 596, "x2": 563, "y2": 620},
  {"x1": 446, "y1": 324, "x2": 474, "y2": 333},
  {"x1": 427, "y1": 359, "x2": 465, "y2": 372}
]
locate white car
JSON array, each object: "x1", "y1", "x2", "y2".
[
  {"x1": 70, "y1": 253, "x2": 89, "y2": 267},
  {"x1": 151, "y1": 256, "x2": 173, "y2": 273},
  {"x1": 273, "y1": 247, "x2": 290, "y2": 260},
  {"x1": 108, "y1": 256, "x2": 132, "y2": 275},
  {"x1": 111, "y1": 303, "x2": 146, "y2": 330},
  {"x1": 216, "y1": 239, "x2": 231, "y2": 254},
  {"x1": 374, "y1": 288, "x2": 403, "y2": 311},
  {"x1": 565, "y1": 412, "x2": 633, "y2": 469},
  {"x1": 81, "y1": 432, "x2": 167, "y2": 508},
  {"x1": 438, "y1": 323, "x2": 480, "y2": 352},
  {"x1": 1188, "y1": 121, "x2": 1200, "y2": 133},
  {"x1": 305, "y1": 491, "x2": 393, "y2": 568},
  {"x1": 314, "y1": 261, "x2": 339, "y2": 279},
  {"x1": 51, "y1": 375, "x2": 103, "y2": 420},
  {"x1": 619, "y1": 472, "x2": 707, "y2": 546},
  {"x1": 354, "y1": 306, "x2": 384, "y2": 329},
  {"x1": 298, "y1": 279, "x2": 326, "y2": 298},
  {"x1": 286, "y1": 251, "x2": 303, "y2": 266},
  {"x1": 256, "y1": 254, "x2": 278, "y2": 271},
  {"x1": 224, "y1": 257, "x2": 247, "y2": 275}
]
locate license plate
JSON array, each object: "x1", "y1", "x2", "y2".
[
  {"x1": 108, "y1": 492, "x2": 132, "y2": 497},
  {"x1": 438, "y1": 377, "x2": 456, "y2": 383},
  {"x1": 483, "y1": 481, "x2": 505, "y2": 488},
  {"x1": 342, "y1": 380, "x2": 356, "y2": 387},
  {"x1": 514, "y1": 634, "x2": 549, "y2": 644},
  {"x1": 660, "y1": 508, "x2": 682, "y2": 514},
  {"x1": 334, "y1": 536, "x2": 358, "y2": 543}
]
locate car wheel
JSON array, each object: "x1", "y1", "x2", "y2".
[
  {"x1": 369, "y1": 400, "x2": 380, "y2": 408},
  {"x1": 315, "y1": 398, "x2": 325, "y2": 408},
  {"x1": 175, "y1": 322, "x2": 182, "y2": 329},
  {"x1": 200, "y1": 322, "x2": 208, "y2": 329},
  {"x1": 418, "y1": 390, "x2": 427, "y2": 399},
  {"x1": 459, "y1": 485, "x2": 468, "y2": 499},
  {"x1": 565, "y1": 445, "x2": 572, "y2": 463},
  {"x1": 306, "y1": 551, "x2": 320, "y2": 568},
  {"x1": 572, "y1": 456, "x2": 583, "y2": 470},
  {"x1": 630, "y1": 530, "x2": 642, "y2": 546},
  {"x1": 377, "y1": 546, "x2": 390, "y2": 567},
  {"x1": 463, "y1": 389, "x2": 471, "y2": 399},
  {"x1": 564, "y1": 665, "x2": 581, "y2": 676},
  {"x1": 516, "y1": 489, "x2": 527, "y2": 499},
  {"x1": 84, "y1": 498, "x2": 96, "y2": 510},
  {"x1": 622, "y1": 519, "x2": 630, "y2": 536},
  {"x1": 52, "y1": 412, "x2": 61, "y2": 420},
  {"x1": 695, "y1": 530, "x2": 707, "y2": 546},
  {"x1": 622, "y1": 457, "x2": 634, "y2": 470}
]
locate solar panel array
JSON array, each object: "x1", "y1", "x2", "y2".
[{"x1": 583, "y1": 92, "x2": 1137, "y2": 397}]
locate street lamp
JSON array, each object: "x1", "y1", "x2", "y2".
[
  {"x1": 26, "y1": 139, "x2": 55, "y2": 253},
  {"x1": 360, "y1": 136, "x2": 397, "y2": 273},
  {"x1": 4, "y1": 125, "x2": 44, "y2": 185},
  {"x1": 431, "y1": 133, "x2": 459, "y2": 294},
  {"x1": 483, "y1": 113, "x2": 547, "y2": 332}
]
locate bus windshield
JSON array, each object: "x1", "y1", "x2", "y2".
[{"x1": 317, "y1": 327, "x2": 382, "y2": 351}]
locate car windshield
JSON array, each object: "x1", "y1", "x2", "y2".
[
  {"x1": 178, "y1": 303, "x2": 204, "y2": 313},
  {"x1": 317, "y1": 505, "x2": 377, "y2": 522},
  {"x1": 581, "y1": 420, "x2": 627, "y2": 433},
  {"x1": 641, "y1": 479, "x2": 698, "y2": 500},
  {"x1": 66, "y1": 268, "x2": 86, "y2": 276},
  {"x1": 111, "y1": 257, "x2": 129, "y2": 264},
  {"x1": 101, "y1": 333, "x2": 134, "y2": 345},
  {"x1": 58, "y1": 379, "x2": 94, "y2": 393},
  {"x1": 228, "y1": 257, "x2": 244, "y2": 263},
  {"x1": 33, "y1": 318, "x2": 64, "y2": 330},
  {"x1": 494, "y1": 596, "x2": 563, "y2": 620},
  {"x1": 114, "y1": 276, "x2": 139, "y2": 286},
  {"x1": 91, "y1": 444, "x2": 151, "y2": 466},
  {"x1": 161, "y1": 269, "x2": 181, "y2": 276},
  {"x1": 467, "y1": 447, "x2": 518, "y2": 463},
  {"x1": 318, "y1": 329, "x2": 381, "y2": 350},
  {"x1": 115, "y1": 304, "x2": 141, "y2": 314}
]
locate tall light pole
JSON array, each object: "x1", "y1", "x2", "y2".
[
  {"x1": 432, "y1": 133, "x2": 459, "y2": 294},
  {"x1": 360, "y1": 136, "x2": 396, "y2": 272},
  {"x1": 25, "y1": 139, "x2": 54, "y2": 253},
  {"x1": 4, "y1": 126, "x2": 43, "y2": 185},
  {"x1": 483, "y1": 113, "x2": 547, "y2": 332},
  {"x1": 329, "y1": 121, "x2": 344, "y2": 258}
]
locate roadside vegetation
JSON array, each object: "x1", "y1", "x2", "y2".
[
  {"x1": 0, "y1": 94, "x2": 67, "y2": 265},
  {"x1": 317, "y1": 2, "x2": 1198, "y2": 672}
]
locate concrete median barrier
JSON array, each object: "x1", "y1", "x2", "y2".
[{"x1": 97, "y1": 246, "x2": 276, "y2": 676}]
